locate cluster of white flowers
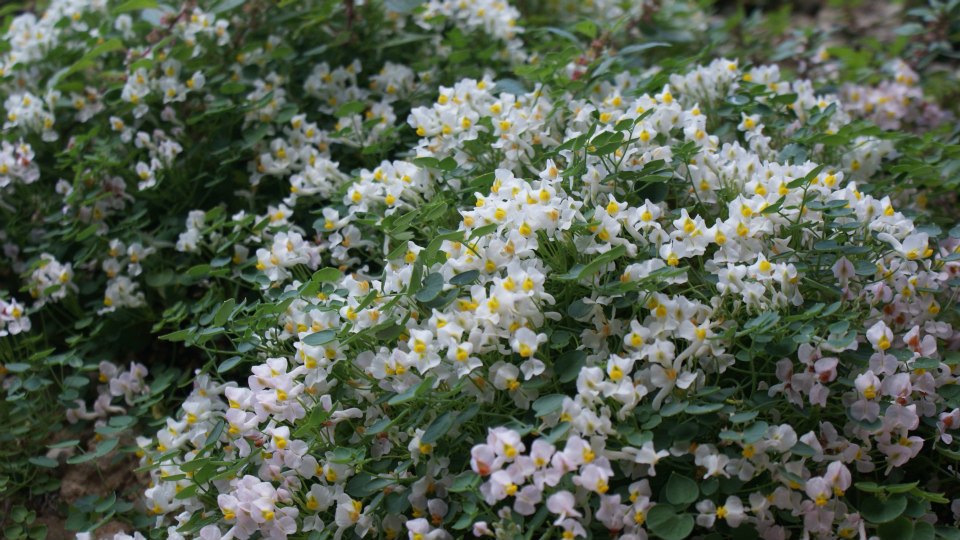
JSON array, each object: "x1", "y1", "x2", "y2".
[
  {"x1": 66, "y1": 360, "x2": 149, "y2": 424},
  {"x1": 70, "y1": 86, "x2": 107, "y2": 122},
  {"x1": 546, "y1": 0, "x2": 709, "y2": 31},
  {"x1": 0, "y1": 296, "x2": 30, "y2": 337},
  {"x1": 304, "y1": 60, "x2": 366, "y2": 114},
  {"x1": 254, "y1": 231, "x2": 317, "y2": 283},
  {"x1": 122, "y1": 60, "x2": 207, "y2": 119},
  {"x1": 50, "y1": 171, "x2": 133, "y2": 235},
  {"x1": 95, "y1": 238, "x2": 153, "y2": 313},
  {"x1": 175, "y1": 7, "x2": 231, "y2": 51},
  {"x1": 103, "y1": 239, "x2": 155, "y2": 278},
  {"x1": 417, "y1": 0, "x2": 525, "y2": 60},
  {"x1": 408, "y1": 76, "x2": 558, "y2": 170},
  {"x1": 344, "y1": 159, "x2": 433, "y2": 216},
  {"x1": 3, "y1": 13, "x2": 59, "y2": 67},
  {"x1": 100, "y1": 275, "x2": 146, "y2": 313},
  {"x1": 2, "y1": 91, "x2": 58, "y2": 141},
  {"x1": 2, "y1": 0, "x2": 108, "y2": 74},
  {"x1": 554, "y1": 0, "x2": 649, "y2": 22},
  {"x1": 245, "y1": 59, "x2": 426, "y2": 188},
  {"x1": 0, "y1": 139, "x2": 39, "y2": 193},
  {"x1": 26, "y1": 253, "x2": 77, "y2": 306},
  {"x1": 4, "y1": 0, "x2": 960, "y2": 539},
  {"x1": 841, "y1": 59, "x2": 952, "y2": 130},
  {"x1": 128, "y1": 46, "x2": 960, "y2": 539},
  {"x1": 127, "y1": 128, "x2": 184, "y2": 190},
  {"x1": 175, "y1": 210, "x2": 210, "y2": 254}
]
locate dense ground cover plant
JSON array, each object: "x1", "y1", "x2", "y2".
[{"x1": 2, "y1": 0, "x2": 960, "y2": 539}]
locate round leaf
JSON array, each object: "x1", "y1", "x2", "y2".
[
  {"x1": 877, "y1": 517, "x2": 913, "y2": 540},
  {"x1": 859, "y1": 495, "x2": 907, "y2": 524},
  {"x1": 665, "y1": 473, "x2": 699, "y2": 506},
  {"x1": 647, "y1": 505, "x2": 695, "y2": 540}
]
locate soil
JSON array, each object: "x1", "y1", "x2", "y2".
[
  {"x1": 7, "y1": 435, "x2": 149, "y2": 540},
  {"x1": 59, "y1": 451, "x2": 145, "y2": 506}
]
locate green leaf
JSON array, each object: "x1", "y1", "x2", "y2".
[
  {"x1": 415, "y1": 273, "x2": 444, "y2": 303},
  {"x1": 726, "y1": 94, "x2": 750, "y2": 106},
  {"x1": 450, "y1": 270, "x2": 479, "y2": 286},
  {"x1": 213, "y1": 299, "x2": 236, "y2": 327},
  {"x1": 47, "y1": 439, "x2": 80, "y2": 449},
  {"x1": 388, "y1": 377, "x2": 434, "y2": 405},
  {"x1": 556, "y1": 245, "x2": 626, "y2": 281},
  {"x1": 719, "y1": 430, "x2": 743, "y2": 441},
  {"x1": 335, "y1": 101, "x2": 366, "y2": 118},
  {"x1": 312, "y1": 267, "x2": 341, "y2": 283},
  {"x1": 94, "y1": 438, "x2": 119, "y2": 457},
  {"x1": 877, "y1": 517, "x2": 913, "y2": 540},
  {"x1": 217, "y1": 356, "x2": 243, "y2": 374},
  {"x1": 421, "y1": 411, "x2": 457, "y2": 444},
  {"x1": 660, "y1": 401, "x2": 687, "y2": 417},
  {"x1": 220, "y1": 81, "x2": 246, "y2": 95},
  {"x1": 412, "y1": 157, "x2": 440, "y2": 169},
  {"x1": 345, "y1": 472, "x2": 392, "y2": 498},
  {"x1": 66, "y1": 451, "x2": 96, "y2": 465},
  {"x1": 448, "y1": 471, "x2": 480, "y2": 493},
  {"x1": 789, "y1": 441, "x2": 816, "y2": 457},
  {"x1": 212, "y1": 0, "x2": 246, "y2": 13},
  {"x1": 95, "y1": 492, "x2": 117, "y2": 512},
  {"x1": 665, "y1": 473, "x2": 699, "y2": 506},
  {"x1": 331, "y1": 446, "x2": 363, "y2": 464},
  {"x1": 855, "y1": 482, "x2": 883, "y2": 493},
  {"x1": 438, "y1": 157, "x2": 458, "y2": 171},
  {"x1": 935, "y1": 526, "x2": 960, "y2": 540},
  {"x1": 741, "y1": 311, "x2": 780, "y2": 333},
  {"x1": 555, "y1": 350, "x2": 586, "y2": 383},
  {"x1": 186, "y1": 264, "x2": 212, "y2": 278},
  {"x1": 567, "y1": 299, "x2": 592, "y2": 319},
  {"x1": 909, "y1": 487, "x2": 949, "y2": 504},
  {"x1": 111, "y1": 0, "x2": 158, "y2": 13},
  {"x1": 742, "y1": 422, "x2": 768, "y2": 444},
  {"x1": 204, "y1": 419, "x2": 225, "y2": 448},
  {"x1": 28, "y1": 456, "x2": 58, "y2": 468},
  {"x1": 385, "y1": 0, "x2": 425, "y2": 13},
  {"x1": 761, "y1": 196, "x2": 786, "y2": 214},
  {"x1": 542, "y1": 422, "x2": 571, "y2": 444},
  {"x1": 303, "y1": 330, "x2": 336, "y2": 346},
  {"x1": 76, "y1": 223, "x2": 99, "y2": 241},
  {"x1": 912, "y1": 521, "x2": 934, "y2": 540},
  {"x1": 685, "y1": 403, "x2": 723, "y2": 415},
  {"x1": 886, "y1": 482, "x2": 918, "y2": 494},
  {"x1": 109, "y1": 415, "x2": 136, "y2": 428},
  {"x1": 52, "y1": 38, "x2": 124, "y2": 86},
  {"x1": 730, "y1": 411, "x2": 758, "y2": 424},
  {"x1": 532, "y1": 394, "x2": 566, "y2": 417},
  {"x1": 175, "y1": 484, "x2": 199, "y2": 500},
  {"x1": 619, "y1": 42, "x2": 671, "y2": 55},
  {"x1": 573, "y1": 20, "x2": 597, "y2": 39},
  {"x1": 421, "y1": 230, "x2": 464, "y2": 267},
  {"x1": 493, "y1": 78, "x2": 528, "y2": 95},
  {"x1": 787, "y1": 164, "x2": 826, "y2": 189},
  {"x1": 11, "y1": 506, "x2": 28, "y2": 523},
  {"x1": 367, "y1": 417, "x2": 393, "y2": 436},
  {"x1": 859, "y1": 495, "x2": 907, "y2": 524},
  {"x1": 646, "y1": 505, "x2": 695, "y2": 540}
]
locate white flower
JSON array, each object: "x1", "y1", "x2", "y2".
[
  {"x1": 509, "y1": 327, "x2": 546, "y2": 359},
  {"x1": 628, "y1": 441, "x2": 670, "y2": 476}
]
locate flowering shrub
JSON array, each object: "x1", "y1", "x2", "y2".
[{"x1": 3, "y1": 1, "x2": 960, "y2": 539}]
